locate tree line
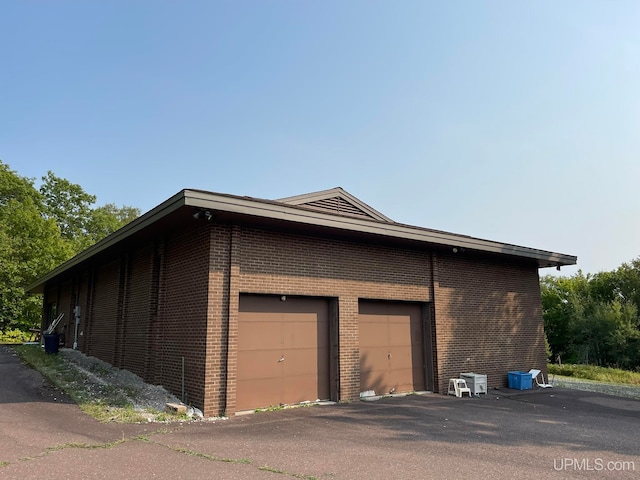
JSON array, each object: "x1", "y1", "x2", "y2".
[
  {"x1": 542, "y1": 260, "x2": 640, "y2": 370},
  {"x1": 0, "y1": 160, "x2": 139, "y2": 332},
  {"x1": 3, "y1": 156, "x2": 639, "y2": 372}
]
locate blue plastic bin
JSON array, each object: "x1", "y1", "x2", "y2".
[{"x1": 508, "y1": 371, "x2": 532, "y2": 390}]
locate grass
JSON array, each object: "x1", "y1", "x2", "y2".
[
  {"x1": 548, "y1": 363, "x2": 640, "y2": 386},
  {"x1": 11, "y1": 344, "x2": 184, "y2": 423}
]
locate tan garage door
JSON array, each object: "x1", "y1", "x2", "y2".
[
  {"x1": 237, "y1": 295, "x2": 330, "y2": 412},
  {"x1": 359, "y1": 301, "x2": 425, "y2": 395}
]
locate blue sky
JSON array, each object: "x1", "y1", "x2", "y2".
[{"x1": 2, "y1": 1, "x2": 639, "y2": 276}]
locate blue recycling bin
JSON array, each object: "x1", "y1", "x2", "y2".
[
  {"x1": 43, "y1": 334, "x2": 59, "y2": 354},
  {"x1": 508, "y1": 371, "x2": 532, "y2": 390}
]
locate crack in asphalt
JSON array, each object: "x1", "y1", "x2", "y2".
[{"x1": 2, "y1": 430, "x2": 330, "y2": 480}]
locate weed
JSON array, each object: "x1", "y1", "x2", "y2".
[
  {"x1": 0, "y1": 461, "x2": 9, "y2": 468},
  {"x1": 255, "y1": 404, "x2": 285, "y2": 413},
  {"x1": 548, "y1": 363, "x2": 640, "y2": 385},
  {"x1": 255, "y1": 402, "x2": 318, "y2": 413},
  {"x1": 47, "y1": 437, "x2": 126, "y2": 453},
  {"x1": 167, "y1": 445, "x2": 251, "y2": 464},
  {"x1": 88, "y1": 364, "x2": 111, "y2": 376},
  {"x1": 260, "y1": 465, "x2": 287, "y2": 474},
  {"x1": 259, "y1": 465, "x2": 319, "y2": 479}
]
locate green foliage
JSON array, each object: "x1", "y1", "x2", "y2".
[
  {"x1": 39, "y1": 171, "x2": 140, "y2": 254},
  {"x1": 548, "y1": 363, "x2": 640, "y2": 386},
  {"x1": 0, "y1": 328, "x2": 32, "y2": 344},
  {"x1": 0, "y1": 160, "x2": 140, "y2": 332},
  {"x1": 40, "y1": 171, "x2": 96, "y2": 242},
  {"x1": 0, "y1": 162, "x2": 72, "y2": 331},
  {"x1": 542, "y1": 262, "x2": 640, "y2": 370},
  {"x1": 84, "y1": 203, "x2": 139, "y2": 247}
]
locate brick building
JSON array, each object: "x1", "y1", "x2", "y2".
[{"x1": 28, "y1": 187, "x2": 576, "y2": 416}]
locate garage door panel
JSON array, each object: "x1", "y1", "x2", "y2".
[
  {"x1": 359, "y1": 301, "x2": 425, "y2": 394},
  {"x1": 388, "y1": 320, "x2": 412, "y2": 346},
  {"x1": 283, "y1": 321, "x2": 323, "y2": 349},
  {"x1": 389, "y1": 345, "x2": 414, "y2": 360},
  {"x1": 281, "y1": 349, "x2": 322, "y2": 376},
  {"x1": 393, "y1": 369, "x2": 417, "y2": 391},
  {"x1": 237, "y1": 295, "x2": 330, "y2": 411},
  {"x1": 238, "y1": 322, "x2": 282, "y2": 350},
  {"x1": 359, "y1": 319, "x2": 388, "y2": 347},
  {"x1": 236, "y1": 378, "x2": 282, "y2": 410},
  {"x1": 237, "y1": 351, "x2": 285, "y2": 379},
  {"x1": 282, "y1": 375, "x2": 326, "y2": 403}
]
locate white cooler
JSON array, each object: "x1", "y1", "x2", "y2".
[{"x1": 460, "y1": 372, "x2": 487, "y2": 395}]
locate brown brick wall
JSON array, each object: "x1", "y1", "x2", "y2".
[
  {"x1": 158, "y1": 224, "x2": 211, "y2": 409},
  {"x1": 201, "y1": 224, "x2": 233, "y2": 416},
  {"x1": 87, "y1": 259, "x2": 120, "y2": 364},
  {"x1": 432, "y1": 252, "x2": 545, "y2": 394},
  {"x1": 38, "y1": 215, "x2": 549, "y2": 418},
  {"x1": 217, "y1": 226, "x2": 434, "y2": 415},
  {"x1": 121, "y1": 244, "x2": 154, "y2": 379},
  {"x1": 75, "y1": 271, "x2": 91, "y2": 351}
]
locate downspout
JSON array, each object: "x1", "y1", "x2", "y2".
[
  {"x1": 73, "y1": 305, "x2": 81, "y2": 349},
  {"x1": 221, "y1": 224, "x2": 234, "y2": 416},
  {"x1": 429, "y1": 251, "x2": 440, "y2": 393}
]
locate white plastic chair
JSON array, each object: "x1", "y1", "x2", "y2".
[
  {"x1": 448, "y1": 378, "x2": 472, "y2": 397},
  {"x1": 529, "y1": 369, "x2": 553, "y2": 388}
]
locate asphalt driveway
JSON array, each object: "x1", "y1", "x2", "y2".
[{"x1": 1, "y1": 344, "x2": 639, "y2": 479}]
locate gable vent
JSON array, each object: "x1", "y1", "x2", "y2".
[{"x1": 305, "y1": 197, "x2": 372, "y2": 218}]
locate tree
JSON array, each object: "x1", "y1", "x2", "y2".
[
  {"x1": 542, "y1": 264, "x2": 640, "y2": 370},
  {"x1": 39, "y1": 172, "x2": 140, "y2": 253},
  {"x1": 0, "y1": 162, "x2": 72, "y2": 331},
  {"x1": 85, "y1": 203, "x2": 140, "y2": 246},
  {"x1": 0, "y1": 160, "x2": 140, "y2": 332},
  {"x1": 40, "y1": 171, "x2": 96, "y2": 242}
]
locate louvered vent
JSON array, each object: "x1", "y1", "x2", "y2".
[{"x1": 304, "y1": 197, "x2": 372, "y2": 218}]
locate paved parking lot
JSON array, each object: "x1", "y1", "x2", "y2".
[{"x1": 1, "y1": 344, "x2": 639, "y2": 479}]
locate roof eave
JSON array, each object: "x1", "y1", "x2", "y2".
[
  {"x1": 184, "y1": 190, "x2": 577, "y2": 268},
  {"x1": 27, "y1": 189, "x2": 577, "y2": 293},
  {"x1": 26, "y1": 190, "x2": 187, "y2": 294}
]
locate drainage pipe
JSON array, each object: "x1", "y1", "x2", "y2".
[{"x1": 181, "y1": 356, "x2": 185, "y2": 403}]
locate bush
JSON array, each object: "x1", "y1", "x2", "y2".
[{"x1": 0, "y1": 329, "x2": 32, "y2": 344}]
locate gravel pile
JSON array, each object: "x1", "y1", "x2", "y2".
[
  {"x1": 59, "y1": 348, "x2": 184, "y2": 416},
  {"x1": 552, "y1": 375, "x2": 640, "y2": 400},
  {"x1": 57, "y1": 349, "x2": 640, "y2": 420}
]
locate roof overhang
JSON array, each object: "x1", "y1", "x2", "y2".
[{"x1": 26, "y1": 189, "x2": 577, "y2": 294}]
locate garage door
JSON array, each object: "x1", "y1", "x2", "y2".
[
  {"x1": 237, "y1": 295, "x2": 330, "y2": 412},
  {"x1": 359, "y1": 301, "x2": 425, "y2": 395}
]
